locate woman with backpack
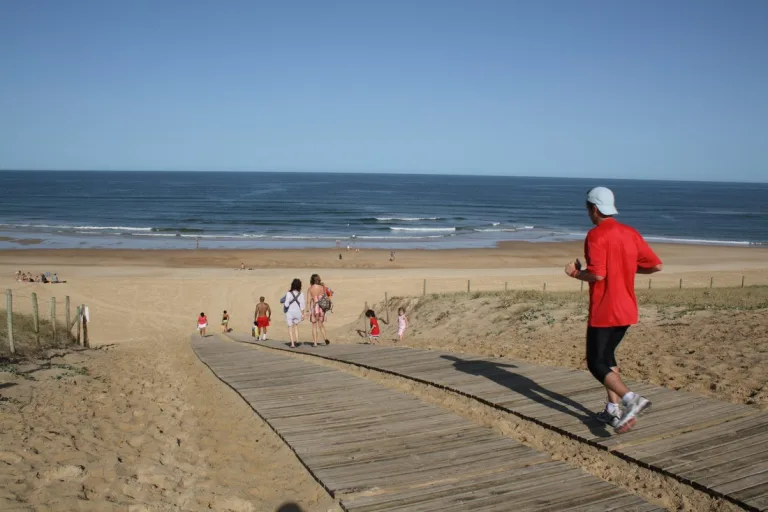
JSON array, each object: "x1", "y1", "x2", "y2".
[
  {"x1": 307, "y1": 273, "x2": 331, "y2": 347},
  {"x1": 282, "y1": 278, "x2": 306, "y2": 348}
]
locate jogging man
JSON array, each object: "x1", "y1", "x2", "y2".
[{"x1": 565, "y1": 187, "x2": 663, "y2": 433}]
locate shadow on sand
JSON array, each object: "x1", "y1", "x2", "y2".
[{"x1": 441, "y1": 355, "x2": 611, "y2": 438}]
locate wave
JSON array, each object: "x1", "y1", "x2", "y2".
[
  {"x1": 389, "y1": 227, "x2": 456, "y2": 232},
  {"x1": 152, "y1": 227, "x2": 204, "y2": 233},
  {"x1": 1, "y1": 223, "x2": 153, "y2": 231},
  {"x1": 643, "y1": 235, "x2": 753, "y2": 246},
  {"x1": 357, "y1": 235, "x2": 446, "y2": 239},
  {"x1": 373, "y1": 217, "x2": 442, "y2": 222},
  {"x1": 566, "y1": 232, "x2": 756, "y2": 246}
]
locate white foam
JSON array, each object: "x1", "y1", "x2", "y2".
[
  {"x1": 389, "y1": 227, "x2": 456, "y2": 232},
  {"x1": 376, "y1": 217, "x2": 441, "y2": 221},
  {"x1": 1, "y1": 223, "x2": 153, "y2": 231},
  {"x1": 357, "y1": 235, "x2": 445, "y2": 239},
  {"x1": 644, "y1": 236, "x2": 751, "y2": 246}
]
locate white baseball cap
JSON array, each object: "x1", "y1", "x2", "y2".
[{"x1": 586, "y1": 187, "x2": 618, "y2": 216}]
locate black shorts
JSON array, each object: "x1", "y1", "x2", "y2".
[{"x1": 586, "y1": 326, "x2": 629, "y2": 382}]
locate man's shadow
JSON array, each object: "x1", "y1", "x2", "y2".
[{"x1": 441, "y1": 355, "x2": 611, "y2": 438}]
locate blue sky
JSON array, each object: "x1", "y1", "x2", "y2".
[{"x1": 1, "y1": 1, "x2": 767, "y2": 182}]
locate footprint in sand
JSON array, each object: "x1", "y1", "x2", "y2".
[
  {"x1": 211, "y1": 496, "x2": 256, "y2": 512},
  {"x1": 41, "y1": 464, "x2": 87, "y2": 482}
]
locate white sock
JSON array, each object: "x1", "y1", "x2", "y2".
[
  {"x1": 606, "y1": 402, "x2": 620, "y2": 415},
  {"x1": 622, "y1": 392, "x2": 636, "y2": 405}
]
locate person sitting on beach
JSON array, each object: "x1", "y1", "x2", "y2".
[
  {"x1": 221, "y1": 310, "x2": 230, "y2": 333},
  {"x1": 365, "y1": 309, "x2": 380, "y2": 344},
  {"x1": 255, "y1": 297, "x2": 271, "y2": 341},
  {"x1": 41, "y1": 274, "x2": 49, "y2": 283},
  {"x1": 307, "y1": 274, "x2": 331, "y2": 346},
  {"x1": 14, "y1": 270, "x2": 21, "y2": 281},
  {"x1": 197, "y1": 312, "x2": 208, "y2": 337},
  {"x1": 283, "y1": 279, "x2": 306, "y2": 348},
  {"x1": 52, "y1": 273, "x2": 59, "y2": 283}
]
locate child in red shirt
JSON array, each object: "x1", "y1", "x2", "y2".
[{"x1": 365, "y1": 309, "x2": 380, "y2": 343}]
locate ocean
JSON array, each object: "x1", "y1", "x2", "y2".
[{"x1": 1, "y1": 171, "x2": 766, "y2": 250}]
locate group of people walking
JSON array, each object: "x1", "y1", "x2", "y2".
[{"x1": 282, "y1": 273, "x2": 333, "y2": 348}]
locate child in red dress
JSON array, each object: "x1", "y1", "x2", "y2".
[{"x1": 365, "y1": 309, "x2": 380, "y2": 343}]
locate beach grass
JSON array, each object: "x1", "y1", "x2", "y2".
[{"x1": 0, "y1": 309, "x2": 76, "y2": 361}]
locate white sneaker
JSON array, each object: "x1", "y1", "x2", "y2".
[
  {"x1": 615, "y1": 395, "x2": 651, "y2": 433},
  {"x1": 596, "y1": 409, "x2": 621, "y2": 429}
]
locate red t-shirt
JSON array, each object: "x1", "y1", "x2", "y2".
[
  {"x1": 585, "y1": 218, "x2": 661, "y2": 327},
  {"x1": 370, "y1": 317, "x2": 380, "y2": 336}
]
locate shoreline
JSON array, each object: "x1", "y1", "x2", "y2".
[{"x1": 2, "y1": 240, "x2": 768, "y2": 270}]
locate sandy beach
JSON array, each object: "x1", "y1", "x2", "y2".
[{"x1": 2, "y1": 241, "x2": 768, "y2": 510}]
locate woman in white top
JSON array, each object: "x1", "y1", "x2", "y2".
[{"x1": 283, "y1": 278, "x2": 306, "y2": 348}]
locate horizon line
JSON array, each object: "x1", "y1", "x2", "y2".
[{"x1": 0, "y1": 168, "x2": 766, "y2": 185}]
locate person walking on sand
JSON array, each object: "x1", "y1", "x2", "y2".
[
  {"x1": 307, "y1": 274, "x2": 331, "y2": 346},
  {"x1": 221, "y1": 310, "x2": 229, "y2": 333},
  {"x1": 397, "y1": 307, "x2": 409, "y2": 342},
  {"x1": 565, "y1": 187, "x2": 663, "y2": 434},
  {"x1": 283, "y1": 279, "x2": 306, "y2": 348},
  {"x1": 255, "y1": 296, "x2": 272, "y2": 341},
  {"x1": 197, "y1": 312, "x2": 208, "y2": 337}
]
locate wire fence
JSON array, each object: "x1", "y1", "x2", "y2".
[
  {"x1": 383, "y1": 272, "x2": 765, "y2": 298},
  {"x1": 2, "y1": 288, "x2": 89, "y2": 358},
  {"x1": 349, "y1": 272, "x2": 768, "y2": 325}
]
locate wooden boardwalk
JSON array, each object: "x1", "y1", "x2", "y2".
[
  {"x1": 231, "y1": 335, "x2": 768, "y2": 512},
  {"x1": 192, "y1": 335, "x2": 660, "y2": 511}
]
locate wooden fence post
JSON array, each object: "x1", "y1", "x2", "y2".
[
  {"x1": 679, "y1": 278, "x2": 683, "y2": 290},
  {"x1": 710, "y1": 276, "x2": 713, "y2": 289},
  {"x1": 65, "y1": 296, "x2": 71, "y2": 339},
  {"x1": 32, "y1": 292, "x2": 40, "y2": 346},
  {"x1": 6, "y1": 289, "x2": 14, "y2": 355},
  {"x1": 648, "y1": 278, "x2": 652, "y2": 290},
  {"x1": 423, "y1": 279, "x2": 426, "y2": 296},
  {"x1": 467, "y1": 280, "x2": 470, "y2": 294},
  {"x1": 543, "y1": 282, "x2": 547, "y2": 292},
  {"x1": 580, "y1": 281, "x2": 584, "y2": 292},
  {"x1": 384, "y1": 292, "x2": 389, "y2": 323},
  {"x1": 504, "y1": 282, "x2": 508, "y2": 292},
  {"x1": 82, "y1": 304, "x2": 89, "y2": 347},
  {"x1": 50, "y1": 297, "x2": 56, "y2": 342},
  {"x1": 76, "y1": 306, "x2": 82, "y2": 346},
  {"x1": 742, "y1": 275, "x2": 745, "y2": 288}
]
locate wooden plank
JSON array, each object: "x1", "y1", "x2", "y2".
[
  {"x1": 236, "y1": 335, "x2": 768, "y2": 511},
  {"x1": 622, "y1": 412, "x2": 765, "y2": 460}
]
